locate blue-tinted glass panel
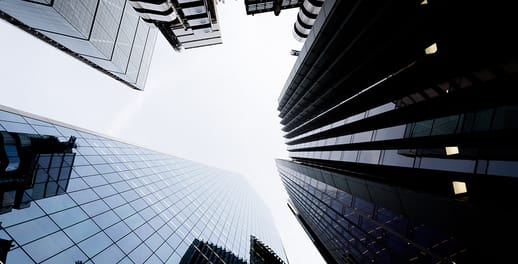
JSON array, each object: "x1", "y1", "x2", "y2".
[
  {"x1": 78, "y1": 231, "x2": 113, "y2": 258},
  {"x1": 42, "y1": 246, "x2": 87, "y2": 264},
  {"x1": 129, "y1": 243, "x2": 153, "y2": 263},
  {"x1": 23, "y1": 231, "x2": 73, "y2": 263},
  {"x1": 105, "y1": 221, "x2": 131, "y2": 242},
  {"x1": 64, "y1": 219, "x2": 101, "y2": 243},
  {"x1": 91, "y1": 244, "x2": 125, "y2": 263},
  {"x1": 118, "y1": 232, "x2": 141, "y2": 254},
  {"x1": 50, "y1": 207, "x2": 88, "y2": 228},
  {"x1": 6, "y1": 217, "x2": 59, "y2": 245},
  {"x1": 35, "y1": 193, "x2": 77, "y2": 214}
]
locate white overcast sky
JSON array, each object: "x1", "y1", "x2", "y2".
[{"x1": 0, "y1": 1, "x2": 326, "y2": 264}]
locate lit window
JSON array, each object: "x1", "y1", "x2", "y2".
[
  {"x1": 452, "y1": 181, "x2": 467, "y2": 194},
  {"x1": 445, "y1": 146, "x2": 459, "y2": 155},
  {"x1": 425, "y1": 43, "x2": 438, "y2": 54}
]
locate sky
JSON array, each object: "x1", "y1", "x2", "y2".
[{"x1": 0, "y1": 2, "x2": 326, "y2": 264}]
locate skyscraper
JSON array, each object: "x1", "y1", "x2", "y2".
[
  {"x1": 130, "y1": 0, "x2": 223, "y2": 50},
  {"x1": 0, "y1": 104, "x2": 288, "y2": 264},
  {"x1": 276, "y1": 0, "x2": 518, "y2": 263},
  {"x1": 243, "y1": 0, "x2": 320, "y2": 42},
  {"x1": 0, "y1": 0, "x2": 224, "y2": 91},
  {"x1": 0, "y1": 0, "x2": 158, "y2": 90},
  {"x1": 244, "y1": 0, "x2": 302, "y2": 16}
]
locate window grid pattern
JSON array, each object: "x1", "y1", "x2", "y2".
[
  {"x1": 0, "y1": 0, "x2": 157, "y2": 90},
  {"x1": 286, "y1": 104, "x2": 518, "y2": 177},
  {"x1": 278, "y1": 162, "x2": 465, "y2": 263},
  {"x1": 0, "y1": 108, "x2": 287, "y2": 264}
]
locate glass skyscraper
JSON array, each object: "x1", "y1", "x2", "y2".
[
  {"x1": 0, "y1": 0, "x2": 158, "y2": 90},
  {"x1": 0, "y1": 104, "x2": 288, "y2": 264},
  {"x1": 276, "y1": 0, "x2": 518, "y2": 263}
]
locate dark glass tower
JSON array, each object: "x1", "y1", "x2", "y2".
[
  {"x1": 0, "y1": 104, "x2": 288, "y2": 264},
  {"x1": 276, "y1": 0, "x2": 518, "y2": 263}
]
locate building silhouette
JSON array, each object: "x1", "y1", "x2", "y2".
[
  {"x1": 249, "y1": 235, "x2": 285, "y2": 264},
  {"x1": 1, "y1": 131, "x2": 76, "y2": 214},
  {"x1": 276, "y1": 0, "x2": 518, "y2": 263},
  {"x1": 179, "y1": 238, "x2": 246, "y2": 264},
  {"x1": 0, "y1": 104, "x2": 287, "y2": 264},
  {"x1": 179, "y1": 235, "x2": 286, "y2": 264}
]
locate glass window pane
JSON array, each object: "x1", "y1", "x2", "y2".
[
  {"x1": 23, "y1": 231, "x2": 73, "y2": 263},
  {"x1": 1, "y1": 121, "x2": 37, "y2": 134},
  {"x1": 42, "y1": 246, "x2": 87, "y2": 264},
  {"x1": 78, "y1": 231, "x2": 113, "y2": 258},
  {"x1": 135, "y1": 223, "x2": 154, "y2": 241},
  {"x1": 35, "y1": 194, "x2": 77, "y2": 214},
  {"x1": 6, "y1": 217, "x2": 59, "y2": 245},
  {"x1": 0, "y1": 111, "x2": 27, "y2": 122},
  {"x1": 83, "y1": 174, "x2": 108, "y2": 187},
  {"x1": 156, "y1": 242, "x2": 173, "y2": 262},
  {"x1": 6, "y1": 247, "x2": 34, "y2": 264},
  {"x1": 69, "y1": 189, "x2": 100, "y2": 205},
  {"x1": 64, "y1": 219, "x2": 100, "y2": 243},
  {"x1": 129, "y1": 243, "x2": 152, "y2": 263},
  {"x1": 93, "y1": 210, "x2": 120, "y2": 229},
  {"x1": 145, "y1": 232, "x2": 163, "y2": 251},
  {"x1": 118, "y1": 232, "x2": 141, "y2": 254},
  {"x1": 50, "y1": 207, "x2": 88, "y2": 228},
  {"x1": 92, "y1": 244, "x2": 125, "y2": 263},
  {"x1": 124, "y1": 213, "x2": 145, "y2": 230},
  {"x1": 144, "y1": 254, "x2": 161, "y2": 264},
  {"x1": 105, "y1": 221, "x2": 131, "y2": 242},
  {"x1": 0, "y1": 203, "x2": 45, "y2": 227},
  {"x1": 82, "y1": 199, "x2": 110, "y2": 217}
]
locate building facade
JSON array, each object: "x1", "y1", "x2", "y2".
[
  {"x1": 0, "y1": 104, "x2": 288, "y2": 264},
  {"x1": 277, "y1": 0, "x2": 518, "y2": 263},
  {"x1": 130, "y1": 0, "x2": 223, "y2": 50},
  {"x1": 0, "y1": 0, "x2": 159, "y2": 90},
  {"x1": 243, "y1": 0, "x2": 320, "y2": 42},
  {"x1": 244, "y1": 0, "x2": 302, "y2": 16}
]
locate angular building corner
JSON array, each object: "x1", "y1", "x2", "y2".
[
  {"x1": 0, "y1": 0, "x2": 223, "y2": 91},
  {"x1": 0, "y1": 104, "x2": 287, "y2": 264},
  {"x1": 275, "y1": 0, "x2": 518, "y2": 263}
]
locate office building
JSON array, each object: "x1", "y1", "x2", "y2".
[
  {"x1": 130, "y1": 0, "x2": 223, "y2": 50},
  {"x1": 179, "y1": 236, "x2": 285, "y2": 264},
  {"x1": 0, "y1": 0, "x2": 224, "y2": 90},
  {"x1": 244, "y1": 0, "x2": 302, "y2": 16},
  {"x1": 0, "y1": 104, "x2": 288, "y2": 264},
  {"x1": 276, "y1": 0, "x2": 518, "y2": 263},
  {"x1": 0, "y1": 0, "x2": 158, "y2": 90},
  {"x1": 243, "y1": 0, "x2": 320, "y2": 42}
]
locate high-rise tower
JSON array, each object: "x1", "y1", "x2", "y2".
[
  {"x1": 0, "y1": 0, "x2": 158, "y2": 90},
  {"x1": 276, "y1": 0, "x2": 518, "y2": 263},
  {"x1": 0, "y1": 104, "x2": 288, "y2": 264},
  {"x1": 0, "y1": 0, "x2": 224, "y2": 91}
]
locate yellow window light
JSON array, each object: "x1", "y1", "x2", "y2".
[
  {"x1": 425, "y1": 43, "x2": 438, "y2": 55},
  {"x1": 452, "y1": 181, "x2": 467, "y2": 195},
  {"x1": 420, "y1": 0, "x2": 428, "y2": 5},
  {"x1": 445, "y1": 146, "x2": 459, "y2": 155}
]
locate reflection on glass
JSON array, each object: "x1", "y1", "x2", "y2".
[
  {"x1": 179, "y1": 238, "x2": 246, "y2": 264},
  {"x1": 0, "y1": 132, "x2": 76, "y2": 214},
  {"x1": 250, "y1": 235, "x2": 286, "y2": 264},
  {"x1": 180, "y1": 236, "x2": 286, "y2": 264},
  {"x1": 0, "y1": 237, "x2": 13, "y2": 264}
]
